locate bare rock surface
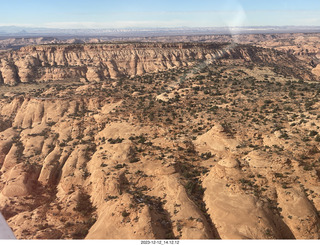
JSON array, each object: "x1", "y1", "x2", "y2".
[
  {"x1": 0, "y1": 42, "x2": 315, "y2": 86},
  {"x1": 0, "y1": 39, "x2": 320, "y2": 240}
]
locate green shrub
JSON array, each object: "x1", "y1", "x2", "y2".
[
  {"x1": 309, "y1": 130, "x2": 318, "y2": 137},
  {"x1": 74, "y1": 191, "x2": 96, "y2": 217}
]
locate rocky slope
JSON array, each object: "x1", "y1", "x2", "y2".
[
  {"x1": 0, "y1": 41, "x2": 320, "y2": 240},
  {"x1": 109, "y1": 32, "x2": 320, "y2": 78},
  {"x1": 0, "y1": 42, "x2": 316, "y2": 86}
]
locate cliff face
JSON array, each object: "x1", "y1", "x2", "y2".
[
  {"x1": 0, "y1": 43, "x2": 315, "y2": 86},
  {"x1": 1, "y1": 51, "x2": 320, "y2": 239}
]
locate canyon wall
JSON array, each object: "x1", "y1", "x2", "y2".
[{"x1": 0, "y1": 42, "x2": 315, "y2": 86}]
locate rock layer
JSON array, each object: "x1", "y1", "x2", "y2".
[
  {"x1": 0, "y1": 41, "x2": 320, "y2": 240},
  {"x1": 0, "y1": 42, "x2": 315, "y2": 85}
]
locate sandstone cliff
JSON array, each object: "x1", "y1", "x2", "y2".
[
  {"x1": 0, "y1": 42, "x2": 315, "y2": 86},
  {"x1": 0, "y1": 40, "x2": 320, "y2": 240},
  {"x1": 0, "y1": 61, "x2": 320, "y2": 239}
]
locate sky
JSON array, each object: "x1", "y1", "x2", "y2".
[{"x1": 1, "y1": 0, "x2": 320, "y2": 29}]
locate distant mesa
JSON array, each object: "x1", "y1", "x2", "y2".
[{"x1": 17, "y1": 30, "x2": 28, "y2": 34}]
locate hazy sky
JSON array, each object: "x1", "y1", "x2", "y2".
[{"x1": 1, "y1": 0, "x2": 320, "y2": 28}]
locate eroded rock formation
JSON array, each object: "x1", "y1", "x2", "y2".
[{"x1": 0, "y1": 43, "x2": 315, "y2": 86}]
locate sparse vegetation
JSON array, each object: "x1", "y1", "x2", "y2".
[
  {"x1": 1, "y1": 38, "x2": 320, "y2": 240},
  {"x1": 74, "y1": 191, "x2": 96, "y2": 217}
]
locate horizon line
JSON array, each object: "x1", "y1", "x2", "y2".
[{"x1": 1, "y1": 25, "x2": 320, "y2": 30}]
